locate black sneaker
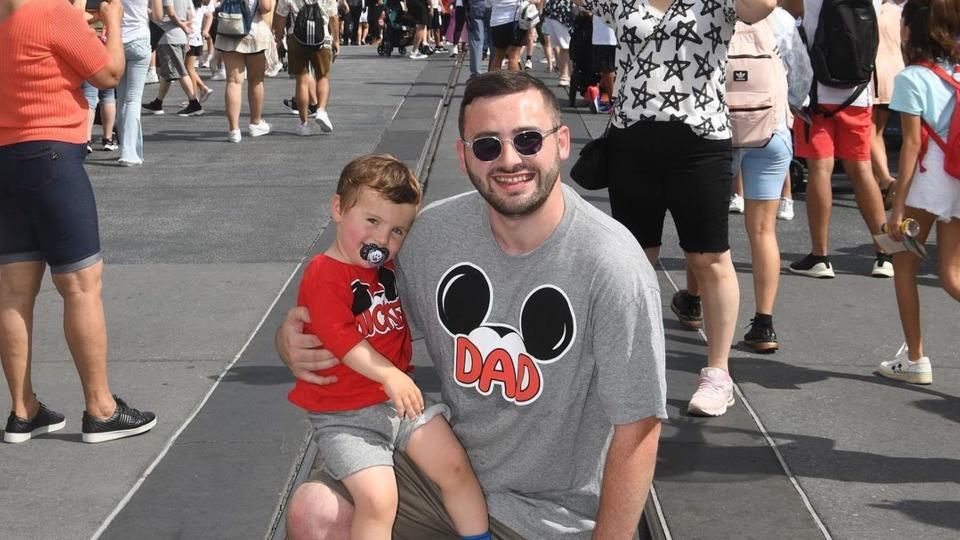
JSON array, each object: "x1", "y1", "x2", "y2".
[
  {"x1": 81, "y1": 395, "x2": 157, "y2": 444},
  {"x1": 177, "y1": 100, "x2": 204, "y2": 117},
  {"x1": 4, "y1": 402, "x2": 66, "y2": 444},
  {"x1": 101, "y1": 137, "x2": 119, "y2": 151},
  {"x1": 670, "y1": 289, "x2": 703, "y2": 330},
  {"x1": 283, "y1": 97, "x2": 318, "y2": 115},
  {"x1": 142, "y1": 98, "x2": 165, "y2": 115},
  {"x1": 744, "y1": 316, "x2": 779, "y2": 353},
  {"x1": 788, "y1": 253, "x2": 835, "y2": 278}
]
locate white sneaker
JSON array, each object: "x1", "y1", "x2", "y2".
[
  {"x1": 449, "y1": 45, "x2": 458, "y2": 57},
  {"x1": 878, "y1": 344, "x2": 932, "y2": 384},
  {"x1": 265, "y1": 64, "x2": 282, "y2": 77},
  {"x1": 524, "y1": 58, "x2": 533, "y2": 70},
  {"x1": 211, "y1": 68, "x2": 227, "y2": 81},
  {"x1": 871, "y1": 253, "x2": 895, "y2": 278},
  {"x1": 314, "y1": 110, "x2": 333, "y2": 133},
  {"x1": 777, "y1": 197, "x2": 794, "y2": 221},
  {"x1": 227, "y1": 129, "x2": 242, "y2": 143},
  {"x1": 296, "y1": 122, "x2": 313, "y2": 136},
  {"x1": 248, "y1": 121, "x2": 271, "y2": 137},
  {"x1": 145, "y1": 69, "x2": 159, "y2": 84},
  {"x1": 729, "y1": 193, "x2": 745, "y2": 214},
  {"x1": 408, "y1": 52, "x2": 427, "y2": 59},
  {"x1": 687, "y1": 367, "x2": 735, "y2": 417}
]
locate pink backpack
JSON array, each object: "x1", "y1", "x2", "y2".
[
  {"x1": 726, "y1": 19, "x2": 789, "y2": 148},
  {"x1": 915, "y1": 61, "x2": 960, "y2": 180}
]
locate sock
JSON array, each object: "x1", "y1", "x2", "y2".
[
  {"x1": 461, "y1": 533, "x2": 492, "y2": 540},
  {"x1": 753, "y1": 313, "x2": 773, "y2": 325},
  {"x1": 189, "y1": 99, "x2": 200, "y2": 106}
]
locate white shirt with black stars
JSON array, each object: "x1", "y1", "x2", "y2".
[{"x1": 584, "y1": 0, "x2": 738, "y2": 140}]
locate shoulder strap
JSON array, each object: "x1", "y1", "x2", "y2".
[{"x1": 915, "y1": 61, "x2": 960, "y2": 90}]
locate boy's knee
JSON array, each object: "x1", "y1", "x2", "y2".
[{"x1": 352, "y1": 484, "x2": 398, "y2": 520}]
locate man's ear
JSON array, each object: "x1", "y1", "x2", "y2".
[
  {"x1": 330, "y1": 194, "x2": 343, "y2": 223},
  {"x1": 557, "y1": 125, "x2": 571, "y2": 162},
  {"x1": 456, "y1": 138, "x2": 468, "y2": 174}
]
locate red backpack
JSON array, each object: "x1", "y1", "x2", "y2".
[{"x1": 915, "y1": 61, "x2": 960, "y2": 180}]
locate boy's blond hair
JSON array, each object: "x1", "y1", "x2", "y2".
[{"x1": 337, "y1": 154, "x2": 422, "y2": 210}]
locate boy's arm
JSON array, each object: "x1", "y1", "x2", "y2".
[
  {"x1": 592, "y1": 417, "x2": 661, "y2": 539},
  {"x1": 341, "y1": 340, "x2": 424, "y2": 419}
]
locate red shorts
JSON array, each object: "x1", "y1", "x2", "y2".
[{"x1": 792, "y1": 105, "x2": 873, "y2": 161}]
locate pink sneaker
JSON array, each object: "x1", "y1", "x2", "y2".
[{"x1": 687, "y1": 367, "x2": 734, "y2": 417}]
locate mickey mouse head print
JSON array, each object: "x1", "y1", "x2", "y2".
[{"x1": 436, "y1": 263, "x2": 576, "y2": 405}]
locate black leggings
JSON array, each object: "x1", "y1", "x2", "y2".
[{"x1": 452, "y1": 5, "x2": 466, "y2": 43}]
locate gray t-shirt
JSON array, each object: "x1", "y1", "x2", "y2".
[
  {"x1": 396, "y1": 184, "x2": 667, "y2": 539},
  {"x1": 158, "y1": 0, "x2": 190, "y2": 44}
]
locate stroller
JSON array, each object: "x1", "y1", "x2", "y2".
[
  {"x1": 567, "y1": 13, "x2": 600, "y2": 107},
  {"x1": 377, "y1": 0, "x2": 415, "y2": 56}
]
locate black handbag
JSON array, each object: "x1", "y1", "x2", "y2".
[
  {"x1": 569, "y1": 119, "x2": 612, "y2": 190},
  {"x1": 568, "y1": 0, "x2": 679, "y2": 191}
]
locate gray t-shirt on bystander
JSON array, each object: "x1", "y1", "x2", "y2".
[
  {"x1": 158, "y1": 0, "x2": 190, "y2": 44},
  {"x1": 396, "y1": 184, "x2": 668, "y2": 539}
]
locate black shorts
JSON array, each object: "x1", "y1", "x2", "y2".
[
  {"x1": 428, "y1": 10, "x2": 441, "y2": 29},
  {"x1": 149, "y1": 21, "x2": 164, "y2": 51},
  {"x1": 606, "y1": 122, "x2": 733, "y2": 253},
  {"x1": 187, "y1": 45, "x2": 204, "y2": 57},
  {"x1": 0, "y1": 141, "x2": 102, "y2": 273},
  {"x1": 408, "y1": 0, "x2": 429, "y2": 26},
  {"x1": 491, "y1": 21, "x2": 523, "y2": 49},
  {"x1": 592, "y1": 44, "x2": 615, "y2": 73}
]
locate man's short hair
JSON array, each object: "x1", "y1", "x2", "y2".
[
  {"x1": 458, "y1": 71, "x2": 563, "y2": 138},
  {"x1": 337, "y1": 154, "x2": 422, "y2": 210}
]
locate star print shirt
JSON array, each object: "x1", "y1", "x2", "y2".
[{"x1": 584, "y1": 0, "x2": 738, "y2": 139}]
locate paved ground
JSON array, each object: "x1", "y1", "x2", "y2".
[{"x1": 1, "y1": 45, "x2": 957, "y2": 540}]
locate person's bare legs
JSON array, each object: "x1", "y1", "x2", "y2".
[
  {"x1": 286, "y1": 482, "x2": 354, "y2": 540},
  {"x1": 50, "y1": 261, "x2": 117, "y2": 419},
  {"x1": 244, "y1": 52, "x2": 267, "y2": 125},
  {"x1": 840, "y1": 158, "x2": 888, "y2": 251},
  {"x1": 556, "y1": 47, "x2": 570, "y2": 81},
  {"x1": 870, "y1": 107, "x2": 896, "y2": 190},
  {"x1": 490, "y1": 46, "x2": 507, "y2": 72},
  {"x1": 506, "y1": 45, "x2": 522, "y2": 71},
  {"x1": 340, "y1": 466, "x2": 397, "y2": 540},
  {"x1": 744, "y1": 200, "x2": 781, "y2": 315},
  {"x1": 317, "y1": 75, "x2": 330, "y2": 110},
  {"x1": 0, "y1": 262, "x2": 46, "y2": 419},
  {"x1": 186, "y1": 54, "x2": 210, "y2": 97},
  {"x1": 296, "y1": 72, "x2": 314, "y2": 124},
  {"x1": 892, "y1": 209, "x2": 935, "y2": 361},
  {"x1": 686, "y1": 251, "x2": 739, "y2": 371},
  {"x1": 223, "y1": 52, "x2": 245, "y2": 131},
  {"x1": 804, "y1": 157, "x2": 835, "y2": 256},
  {"x1": 405, "y1": 417, "x2": 489, "y2": 535},
  {"x1": 938, "y1": 217, "x2": 960, "y2": 302},
  {"x1": 101, "y1": 101, "x2": 116, "y2": 141},
  {"x1": 782, "y1": 170, "x2": 793, "y2": 199}
]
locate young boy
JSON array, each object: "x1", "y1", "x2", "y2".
[{"x1": 290, "y1": 154, "x2": 491, "y2": 540}]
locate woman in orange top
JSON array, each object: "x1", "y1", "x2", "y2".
[{"x1": 0, "y1": 0, "x2": 157, "y2": 443}]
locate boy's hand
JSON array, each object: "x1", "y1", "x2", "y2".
[{"x1": 382, "y1": 371, "x2": 424, "y2": 420}]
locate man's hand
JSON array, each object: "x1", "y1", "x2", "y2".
[
  {"x1": 382, "y1": 371, "x2": 424, "y2": 420},
  {"x1": 276, "y1": 306, "x2": 341, "y2": 385},
  {"x1": 99, "y1": 0, "x2": 124, "y2": 29}
]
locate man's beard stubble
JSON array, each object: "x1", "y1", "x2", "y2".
[{"x1": 465, "y1": 160, "x2": 561, "y2": 217}]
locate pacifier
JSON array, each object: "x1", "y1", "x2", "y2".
[{"x1": 360, "y1": 243, "x2": 390, "y2": 266}]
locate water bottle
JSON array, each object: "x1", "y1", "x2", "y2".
[{"x1": 881, "y1": 218, "x2": 920, "y2": 238}]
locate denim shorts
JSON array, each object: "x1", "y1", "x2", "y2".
[
  {"x1": 731, "y1": 133, "x2": 793, "y2": 201},
  {"x1": 0, "y1": 141, "x2": 103, "y2": 273},
  {"x1": 81, "y1": 81, "x2": 116, "y2": 109}
]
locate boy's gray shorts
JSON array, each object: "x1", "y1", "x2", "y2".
[{"x1": 308, "y1": 401, "x2": 450, "y2": 481}]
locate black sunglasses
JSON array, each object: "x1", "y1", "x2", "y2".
[{"x1": 463, "y1": 126, "x2": 561, "y2": 162}]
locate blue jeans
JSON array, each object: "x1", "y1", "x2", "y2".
[
  {"x1": 466, "y1": 0, "x2": 485, "y2": 75},
  {"x1": 116, "y1": 38, "x2": 151, "y2": 164}
]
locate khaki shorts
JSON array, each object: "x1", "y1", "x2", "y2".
[
  {"x1": 288, "y1": 39, "x2": 332, "y2": 78},
  {"x1": 305, "y1": 452, "x2": 526, "y2": 539}
]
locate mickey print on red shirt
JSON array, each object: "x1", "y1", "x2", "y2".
[{"x1": 436, "y1": 263, "x2": 576, "y2": 405}]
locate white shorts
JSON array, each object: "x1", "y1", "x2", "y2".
[
  {"x1": 906, "y1": 144, "x2": 960, "y2": 222},
  {"x1": 544, "y1": 17, "x2": 570, "y2": 49}
]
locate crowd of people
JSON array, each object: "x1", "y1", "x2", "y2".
[{"x1": 1, "y1": 0, "x2": 958, "y2": 538}]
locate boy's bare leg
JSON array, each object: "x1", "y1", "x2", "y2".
[
  {"x1": 340, "y1": 466, "x2": 398, "y2": 540},
  {"x1": 296, "y1": 73, "x2": 313, "y2": 124},
  {"x1": 405, "y1": 416, "x2": 489, "y2": 536}
]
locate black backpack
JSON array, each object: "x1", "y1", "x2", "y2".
[
  {"x1": 293, "y1": 1, "x2": 328, "y2": 49},
  {"x1": 804, "y1": 0, "x2": 879, "y2": 116}
]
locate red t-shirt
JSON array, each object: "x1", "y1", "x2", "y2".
[
  {"x1": 288, "y1": 255, "x2": 413, "y2": 412},
  {"x1": 0, "y1": 0, "x2": 110, "y2": 146}
]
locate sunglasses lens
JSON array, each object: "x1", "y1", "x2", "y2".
[
  {"x1": 472, "y1": 137, "x2": 502, "y2": 161},
  {"x1": 513, "y1": 131, "x2": 545, "y2": 156}
]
